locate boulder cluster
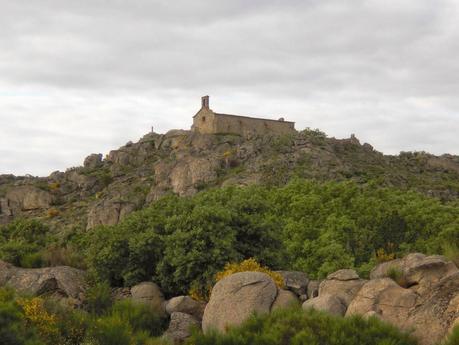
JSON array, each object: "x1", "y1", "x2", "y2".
[{"x1": 1, "y1": 253, "x2": 458, "y2": 345}]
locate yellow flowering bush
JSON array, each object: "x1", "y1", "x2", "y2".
[
  {"x1": 215, "y1": 258, "x2": 284, "y2": 288},
  {"x1": 17, "y1": 297, "x2": 60, "y2": 343}
]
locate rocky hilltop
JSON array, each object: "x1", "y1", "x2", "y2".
[{"x1": 1, "y1": 128, "x2": 459, "y2": 232}]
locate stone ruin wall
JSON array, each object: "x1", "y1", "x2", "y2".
[{"x1": 214, "y1": 114, "x2": 295, "y2": 136}]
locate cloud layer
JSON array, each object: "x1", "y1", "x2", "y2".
[{"x1": 1, "y1": 0, "x2": 458, "y2": 176}]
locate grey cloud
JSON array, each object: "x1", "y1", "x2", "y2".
[{"x1": 0, "y1": 0, "x2": 458, "y2": 175}]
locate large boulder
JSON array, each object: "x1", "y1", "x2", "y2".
[
  {"x1": 307, "y1": 280, "x2": 320, "y2": 299},
  {"x1": 165, "y1": 296, "x2": 206, "y2": 320},
  {"x1": 271, "y1": 289, "x2": 299, "y2": 311},
  {"x1": 5, "y1": 186, "x2": 54, "y2": 211},
  {"x1": 346, "y1": 278, "x2": 418, "y2": 325},
  {"x1": 202, "y1": 272, "x2": 278, "y2": 333},
  {"x1": 83, "y1": 153, "x2": 103, "y2": 169},
  {"x1": 163, "y1": 312, "x2": 200, "y2": 344},
  {"x1": 276, "y1": 271, "x2": 309, "y2": 296},
  {"x1": 130, "y1": 282, "x2": 166, "y2": 315},
  {"x1": 405, "y1": 272, "x2": 459, "y2": 345},
  {"x1": 86, "y1": 199, "x2": 136, "y2": 229},
  {"x1": 302, "y1": 294, "x2": 347, "y2": 316},
  {"x1": 370, "y1": 253, "x2": 458, "y2": 295},
  {"x1": 318, "y1": 269, "x2": 366, "y2": 307},
  {"x1": 0, "y1": 260, "x2": 86, "y2": 304},
  {"x1": 347, "y1": 272, "x2": 459, "y2": 345}
]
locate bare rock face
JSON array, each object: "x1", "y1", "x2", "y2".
[
  {"x1": 163, "y1": 312, "x2": 200, "y2": 344},
  {"x1": 0, "y1": 260, "x2": 86, "y2": 304},
  {"x1": 202, "y1": 272, "x2": 278, "y2": 333},
  {"x1": 276, "y1": 271, "x2": 309, "y2": 296},
  {"x1": 307, "y1": 280, "x2": 320, "y2": 299},
  {"x1": 271, "y1": 289, "x2": 299, "y2": 311},
  {"x1": 319, "y1": 269, "x2": 366, "y2": 308},
  {"x1": 347, "y1": 272, "x2": 459, "y2": 345},
  {"x1": 303, "y1": 294, "x2": 347, "y2": 316},
  {"x1": 83, "y1": 153, "x2": 103, "y2": 169},
  {"x1": 346, "y1": 278, "x2": 418, "y2": 325},
  {"x1": 5, "y1": 186, "x2": 53, "y2": 211},
  {"x1": 86, "y1": 199, "x2": 136, "y2": 229},
  {"x1": 130, "y1": 282, "x2": 166, "y2": 316},
  {"x1": 165, "y1": 296, "x2": 206, "y2": 320},
  {"x1": 169, "y1": 157, "x2": 220, "y2": 196},
  {"x1": 370, "y1": 253, "x2": 458, "y2": 295},
  {"x1": 406, "y1": 272, "x2": 459, "y2": 345}
]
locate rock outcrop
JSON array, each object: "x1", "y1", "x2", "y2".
[
  {"x1": 303, "y1": 294, "x2": 347, "y2": 315},
  {"x1": 130, "y1": 282, "x2": 166, "y2": 316},
  {"x1": 163, "y1": 312, "x2": 200, "y2": 344},
  {"x1": 5, "y1": 186, "x2": 54, "y2": 211},
  {"x1": 276, "y1": 271, "x2": 309, "y2": 296},
  {"x1": 0, "y1": 260, "x2": 86, "y2": 305},
  {"x1": 271, "y1": 289, "x2": 299, "y2": 311},
  {"x1": 202, "y1": 271, "x2": 278, "y2": 333},
  {"x1": 314, "y1": 269, "x2": 366, "y2": 308},
  {"x1": 165, "y1": 296, "x2": 206, "y2": 320},
  {"x1": 370, "y1": 253, "x2": 458, "y2": 295}
]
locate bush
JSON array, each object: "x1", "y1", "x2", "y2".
[
  {"x1": 187, "y1": 306, "x2": 418, "y2": 345},
  {"x1": 85, "y1": 282, "x2": 113, "y2": 315},
  {"x1": 111, "y1": 300, "x2": 167, "y2": 337},
  {"x1": 81, "y1": 179, "x2": 459, "y2": 296},
  {"x1": 215, "y1": 258, "x2": 284, "y2": 288},
  {"x1": 0, "y1": 289, "x2": 44, "y2": 345},
  {"x1": 85, "y1": 315, "x2": 132, "y2": 345},
  {"x1": 443, "y1": 325, "x2": 459, "y2": 345},
  {"x1": 0, "y1": 219, "x2": 50, "y2": 268},
  {"x1": 17, "y1": 297, "x2": 60, "y2": 344}
]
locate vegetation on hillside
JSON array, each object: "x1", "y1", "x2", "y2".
[
  {"x1": 67, "y1": 179, "x2": 459, "y2": 297},
  {"x1": 187, "y1": 306, "x2": 418, "y2": 345},
  {"x1": 0, "y1": 287, "x2": 168, "y2": 345}
]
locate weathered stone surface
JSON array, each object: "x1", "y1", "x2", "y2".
[
  {"x1": 170, "y1": 157, "x2": 219, "y2": 196},
  {"x1": 319, "y1": 269, "x2": 365, "y2": 307},
  {"x1": 83, "y1": 153, "x2": 103, "y2": 169},
  {"x1": 0, "y1": 260, "x2": 86, "y2": 302},
  {"x1": 163, "y1": 312, "x2": 200, "y2": 344},
  {"x1": 87, "y1": 199, "x2": 136, "y2": 229},
  {"x1": 327, "y1": 269, "x2": 360, "y2": 281},
  {"x1": 6, "y1": 186, "x2": 53, "y2": 210},
  {"x1": 307, "y1": 280, "x2": 320, "y2": 299},
  {"x1": 406, "y1": 272, "x2": 459, "y2": 345},
  {"x1": 271, "y1": 289, "x2": 299, "y2": 311},
  {"x1": 131, "y1": 282, "x2": 165, "y2": 315},
  {"x1": 303, "y1": 295, "x2": 347, "y2": 316},
  {"x1": 0, "y1": 197, "x2": 13, "y2": 216},
  {"x1": 202, "y1": 272, "x2": 278, "y2": 333},
  {"x1": 276, "y1": 271, "x2": 309, "y2": 296},
  {"x1": 166, "y1": 296, "x2": 206, "y2": 320},
  {"x1": 347, "y1": 272, "x2": 459, "y2": 345},
  {"x1": 346, "y1": 278, "x2": 418, "y2": 326},
  {"x1": 370, "y1": 253, "x2": 458, "y2": 295}
]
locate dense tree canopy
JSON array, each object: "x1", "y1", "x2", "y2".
[{"x1": 74, "y1": 179, "x2": 459, "y2": 296}]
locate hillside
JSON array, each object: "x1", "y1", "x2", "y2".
[
  {"x1": 1, "y1": 128, "x2": 459, "y2": 233},
  {"x1": 1, "y1": 127, "x2": 459, "y2": 345}
]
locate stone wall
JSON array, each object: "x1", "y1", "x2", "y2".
[{"x1": 193, "y1": 108, "x2": 295, "y2": 136}]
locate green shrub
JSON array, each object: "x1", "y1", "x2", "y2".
[
  {"x1": 0, "y1": 288, "x2": 44, "y2": 345},
  {"x1": 85, "y1": 315, "x2": 132, "y2": 345},
  {"x1": 187, "y1": 307, "x2": 418, "y2": 345},
  {"x1": 81, "y1": 179, "x2": 459, "y2": 296},
  {"x1": 386, "y1": 267, "x2": 406, "y2": 287},
  {"x1": 85, "y1": 282, "x2": 113, "y2": 315},
  {"x1": 443, "y1": 325, "x2": 459, "y2": 345},
  {"x1": 0, "y1": 219, "x2": 51, "y2": 268},
  {"x1": 111, "y1": 300, "x2": 167, "y2": 337}
]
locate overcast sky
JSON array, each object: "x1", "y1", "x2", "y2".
[{"x1": 1, "y1": 0, "x2": 458, "y2": 176}]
